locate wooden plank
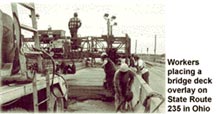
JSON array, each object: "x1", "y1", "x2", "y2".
[
  {"x1": 21, "y1": 24, "x2": 37, "y2": 32},
  {"x1": 45, "y1": 70, "x2": 51, "y2": 111},
  {"x1": 30, "y1": 4, "x2": 43, "y2": 73},
  {"x1": 19, "y1": 3, "x2": 34, "y2": 10},
  {"x1": 0, "y1": 10, "x2": 2, "y2": 69},
  {"x1": 22, "y1": 38, "x2": 34, "y2": 42},
  {"x1": 32, "y1": 73, "x2": 39, "y2": 112},
  {"x1": 11, "y1": 3, "x2": 19, "y2": 49}
]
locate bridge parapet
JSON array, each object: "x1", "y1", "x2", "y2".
[{"x1": 131, "y1": 72, "x2": 165, "y2": 113}]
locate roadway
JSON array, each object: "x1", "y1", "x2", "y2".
[
  {"x1": 65, "y1": 62, "x2": 165, "y2": 112},
  {"x1": 148, "y1": 63, "x2": 166, "y2": 97}
]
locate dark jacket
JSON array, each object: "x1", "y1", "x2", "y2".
[{"x1": 114, "y1": 70, "x2": 135, "y2": 97}]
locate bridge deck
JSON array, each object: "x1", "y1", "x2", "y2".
[
  {"x1": 64, "y1": 67, "x2": 115, "y2": 113},
  {"x1": 65, "y1": 68, "x2": 113, "y2": 100},
  {"x1": 65, "y1": 68, "x2": 105, "y2": 86},
  {"x1": 64, "y1": 63, "x2": 165, "y2": 113}
]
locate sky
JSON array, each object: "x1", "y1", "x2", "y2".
[{"x1": 0, "y1": 0, "x2": 165, "y2": 54}]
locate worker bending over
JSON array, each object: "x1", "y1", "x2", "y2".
[
  {"x1": 114, "y1": 63, "x2": 135, "y2": 112},
  {"x1": 134, "y1": 55, "x2": 149, "y2": 84},
  {"x1": 101, "y1": 52, "x2": 116, "y2": 95}
]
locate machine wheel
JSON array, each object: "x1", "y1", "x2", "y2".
[{"x1": 6, "y1": 107, "x2": 28, "y2": 112}]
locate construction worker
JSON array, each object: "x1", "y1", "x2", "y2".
[
  {"x1": 101, "y1": 52, "x2": 116, "y2": 95},
  {"x1": 129, "y1": 54, "x2": 135, "y2": 67},
  {"x1": 114, "y1": 63, "x2": 135, "y2": 112},
  {"x1": 56, "y1": 61, "x2": 76, "y2": 74},
  {"x1": 134, "y1": 55, "x2": 149, "y2": 84},
  {"x1": 85, "y1": 58, "x2": 91, "y2": 67},
  {"x1": 68, "y1": 12, "x2": 82, "y2": 39}
]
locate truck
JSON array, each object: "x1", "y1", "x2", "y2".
[{"x1": 0, "y1": 3, "x2": 67, "y2": 112}]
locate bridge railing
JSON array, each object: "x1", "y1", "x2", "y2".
[{"x1": 131, "y1": 72, "x2": 165, "y2": 113}]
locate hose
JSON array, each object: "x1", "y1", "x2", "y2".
[{"x1": 32, "y1": 47, "x2": 68, "y2": 98}]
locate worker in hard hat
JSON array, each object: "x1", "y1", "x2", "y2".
[
  {"x1": 114, "y1": 63, "x2": 135, "y2": 112},
  {"x1": 134, "y1": 55, "x2": 149, "y2": 84},
  {"x1": 68, "y1": 12, "x2": 82, "y2": 39},
  {"x1": 101, "y1": 52, "x2": 116, "y2": 95}
]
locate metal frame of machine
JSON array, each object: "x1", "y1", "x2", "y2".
[{"x1": 0, "y1": 3, "x2": 67, "y2": 112}]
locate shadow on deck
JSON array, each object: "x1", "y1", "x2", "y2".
[{"x1": 65, "y1": 68, "x2": 115, "y2": 112}]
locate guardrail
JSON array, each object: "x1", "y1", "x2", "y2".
[{"x1": 131, "y1": 73, "x2": 165, "y2": 113}]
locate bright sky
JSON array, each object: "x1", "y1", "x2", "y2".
[{"x1": 0, "y1": 0, "x2": 165, "y2": 54}]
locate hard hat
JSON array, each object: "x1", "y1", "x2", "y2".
[
  {"x1": 119, "y1": 63, "x2": 129, "y2": 72},
  {"x1": 101, "y1": 52, "x2": 108, "y2": 57}
]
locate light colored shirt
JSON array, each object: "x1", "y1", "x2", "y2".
[
  {"x1": 135, "y1": 59, "x2": 146, "y2": 68},
  {"x1": 135, "y1": 59, "x2": 148, "y2": 74}
]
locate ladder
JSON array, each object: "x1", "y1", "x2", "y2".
[
  {"x1": 11, "y1": 3, "x2": 50, "y2": 112},
  {"x1": 0, "y1": 10, "x2": 2, "y2": 70}
]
